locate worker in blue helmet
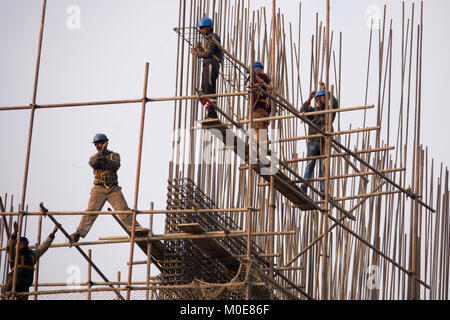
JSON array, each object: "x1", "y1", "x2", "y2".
[
  {"x1": 2, "y1": 222, "x2": 58, "y2": 300},
  {"x1": 69, "y1": 134, "x2": 146, "y2": 244},
  {"x1": 299, "y1": 82, "x2": 339, "y2": 195},
  {"x1": 248, "y1": 61, "x2": 272, "y2": 155},
  {"x1": 191, "y1": 17, "x2": 223, "y2": 119}
]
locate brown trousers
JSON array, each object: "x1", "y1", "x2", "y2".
[{"x1": 76, "y1": 185, "x2": 141, "y2": 238}]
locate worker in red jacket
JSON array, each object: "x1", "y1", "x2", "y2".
[{"x1": 249, "y1": 61, "x2": 272, "y2": 154}]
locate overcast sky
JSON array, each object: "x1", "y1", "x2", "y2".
[{"x1": 0, "y1": 0, "x2": 449, "y2": 298}]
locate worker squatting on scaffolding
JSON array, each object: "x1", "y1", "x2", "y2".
[
  {"x1": 300, "y1": 82, "x2": 339, "y2": 194},
  {"x1": 69, "y1": 134, "x2": 145, "y2": 243},
  {"x1": 1, "y1": 222, "x2": 58, "y2": 300},
  {"x1": 248, "y1": 61, "x2": 272, "y2": 155},
  {"x1": 190, "y1": 17, "x2": 223, "y2": 120}
]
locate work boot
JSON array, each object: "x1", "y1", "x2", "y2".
[{"x1": 69, "y1": 232, "x2": 80, "y2": 243}]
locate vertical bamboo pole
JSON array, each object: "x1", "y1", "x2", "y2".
[
  {"x1": 145, "y1": 202, "x2": 154, "y2": 300},
  {"x1": 245, "y1": 29, "x2": 255, "y2": 300},
  {"x1": 117, "y1": 271, "x2": 121, "y2": 300},
  {"x1": 127, "y1": 62, "x2": 150, "y2": 300},
  {"x1": 12, "y1": 0, "x2": 47, "y2": 299},
  {"x1": 268, "y1": 0, "x2": 276, "y2": 284},
  {"x1": 32, "y1": 213, "x2": 43, "y2": 300},
  {"x1": 321, "y1": 0, "x2": 331, "y2": 300}
]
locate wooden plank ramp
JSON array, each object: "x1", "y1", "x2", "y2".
[
  {"x1": 112, "y1": 214, "x2": 165, "y2": 261},
  {"x1": 198, "y1": 119, "x2": 319, "y2": 211}
]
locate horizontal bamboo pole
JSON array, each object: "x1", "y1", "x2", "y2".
[
  {"x1": 5, "y1": 279, "x2": 162, "y2": 288},
  {"x1": 0, "y1": 207, "x2": 259, "y2": 216},
  {"x1": 192, "y1": 105, "x2": 375, "y2": 130},
  {"x1": 258, "y1": 168, "x2": 404, "y2": 187},
  {"x1": 236, "y1": 104, "x2": 374, "y2": 125},
  {"x1": 292, "y1": 190, "x2": 402, "y2": 207},
  {"x1": 0, "y1": 92, "x2": 249, "y2": 111},
  {"x1": 0, "y1": 230, "x2": 295, "y2": 252},
  {"x1": 100, "y1": 230, "x2": 296, "y2": 241},
  {"x1": 241, "y1": 146, "x2": 396, "y2": 170},
  {"x1": 298, "y1": 167, "x2": 405, "y2": 182},
  {"x1": 0, "y1": 99, "x2": 142, "y2": 111},
  {"x1": 284, "y1": 146, "x2": 395, "y2": 164},
  {"x1": 1, "y1": 282, "x2": 268, "y2": 298},
  {"x1": 324, "y1": 190, "x2": 401, "y2": 202},
  {"x1": 149, "y1": 91, "x2": 249, "y2": 102},
  {"x1": 276, "y1": 126, "x2": 381, "y2": 143}
]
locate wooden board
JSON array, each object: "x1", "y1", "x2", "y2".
[
  {"x1": 111, "y1": 215, "x2": 165, "y2": 261},
  {"x1": 200, "y1": 120, "x2": 320, "y2": 211}
]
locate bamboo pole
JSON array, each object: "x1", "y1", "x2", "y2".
[
  {"x1": 321, "y1": 0, "x2": 331, "y2": 299},
  {"x1": 12, "y1": 0, "x2": 47, "y2": 299},
  {"x1": 127, "y1": 62, "x2": 150, "y2": 300},
  {"x1": 32, "y1": 212, "x2": 43, "y2": 300},
  {"x1": 0, "y1": 207, "x2": 258, "y2": 217},
  {"x1": 39, "y1": 203, "x2": 125, "y2": 300},
  {"x1": 146, "y1": 202, "x2": 154, "y2": 300}
]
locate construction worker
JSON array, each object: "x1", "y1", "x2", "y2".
[
  {"x1": 190, "y1": 17, "x2": 223, "y2": 119},
  {"x1": 2, "y1": 222, "x2": 58, "y2": 300},
  {"x1": 69, "y1": 133, "x2": 145, "y2": 243},
  {"x1": 300, "y1": 82, "x2": 339, "y2": 194},
  {"x1": 248, "y1": 61, "x2": 272, "y2": 154}
]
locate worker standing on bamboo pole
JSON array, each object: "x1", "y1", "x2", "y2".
[
  {"x1": 300, "y1": 82, "x2": 339, "y2": 194},
  {"x1": 190, "y1": 17, "x2": 223, "y2": 119},
  {"x1": 69, "y1": 134, "x2": 145, "y2": 243},
  {"x1": 248, "y1": 61, "x2": 272, "y2": 155},
  {"x1": 1, "y1": 222, "x2": 58, "y2": 300}
]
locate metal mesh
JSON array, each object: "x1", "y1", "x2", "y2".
[{"x1": 163, "y1": 178, "x2": 271, "y2": 299}]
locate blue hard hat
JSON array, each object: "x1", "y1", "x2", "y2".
[
  {"x1": 198, "y1": 17, "x2": 213, "y2": 28},
  {"x1": 315, "y1": 90, "x2": 326, "y2": 98},
  {"x1": 92, "y1": 133, "x2": 109, "y2": 144},
  {"x1": 20, "y1": 236, "x2": 29, "y2": 244},
  {"x1": 246, "y1": 61, "x2": 264, "y2": 74},
  {"x1": 253, "y1": 61, "x2": 264, "y2": 69}
]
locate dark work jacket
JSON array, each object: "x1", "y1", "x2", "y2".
[
  {"x1": 8, "y1": 235, "x2": 54, "y2": 282},
  {"x1": 300, "y1": 95, "x2": 339, "y2": 143},
  {"x1": 9, "y1": 249, "x2": 35, "y2": 282},
  {"x1": 196, "y1": 32, "x2": 223, "y2": 67}
]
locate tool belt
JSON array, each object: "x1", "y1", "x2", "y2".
[
  {"x1": 94, "y1": 182, "x2": 118, "y2": 187},
  {"x1": 94, "y1": 169, "x2": 117, "y2": 189}
]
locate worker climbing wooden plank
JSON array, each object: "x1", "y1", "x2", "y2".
[{"x1": 190, "y1": 17, "x2": 223, "y2": 120}]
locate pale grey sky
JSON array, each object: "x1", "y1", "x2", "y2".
[{"x1": 0, "y1": 0, "x2": 449, "y2": 298}]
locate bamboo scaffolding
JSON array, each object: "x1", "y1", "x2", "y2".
[{"x1": 1, "y1": 0, "x2": 448, "y2": 301}]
